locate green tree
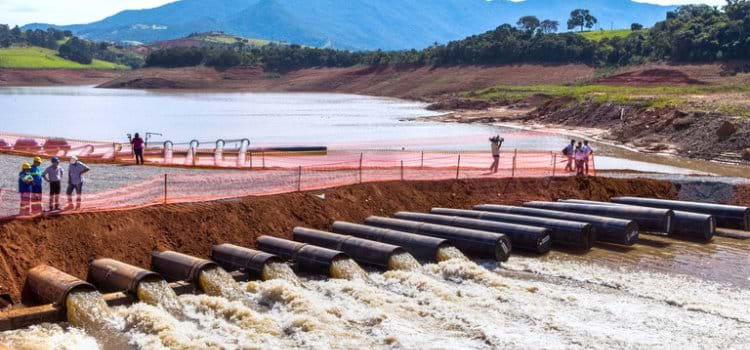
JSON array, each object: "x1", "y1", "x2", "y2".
[
  {"x1": 540, "y1": 20, "x2": 559, "y2": 33},
  {"x1": 567, "y1": 9, "x2": 598, "y2": 32},
  {"x1": 58, "y1": 37, "x2": 94, "y2": 64},
  {"x1": 631, "y1": 23, "x2": 644, "y2": 31},
  {"x1": 517, "y1": 16, "x2": 541, "y2": 33}
]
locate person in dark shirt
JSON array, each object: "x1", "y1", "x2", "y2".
[
  {"x1": 18, "y1": 163, "x2": 34, "y2": 215},
  {"x1": 131, "y1": 133, "x2": 145, "y2": 165}
]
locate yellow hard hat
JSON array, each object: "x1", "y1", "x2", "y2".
[
  {"x1": 33, "y1": 156, "x2": 42, "y2": 164},
  {"x1": 22, "y1": 162, "x2": 31, "y2": 170}
]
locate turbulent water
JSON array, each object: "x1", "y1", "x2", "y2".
[
  {"x1": 136, "y1": 280, "x2": 183, "y2": 315},
  {"x1": 387, "y1": 252, "x2": 422, "y2": 271},
  {"x1": 262, "y1": 262, "x2": 300, "y2": 284},
  {"x1": 329, "y1": 257, "x2": 369, "y2": 280},
  {"x1": 436, "y1": 245, "x2": 469, "y2": 262},
  {"x1": 2, "y1": 252, "x2": 749, "y2": 349},
  {"x1": 198, "y1": 267, "x2": 247, "y2": 302}
]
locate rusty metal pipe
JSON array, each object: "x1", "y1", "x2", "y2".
[
  {"x1": 364, "y1": 216, "x2": 512, "y2": 261},
  {"x1": 25, "y1": 265, "x2": 96, "y2": 306},
  {"x1": 393, "y1": 212, "x2": 551, "y2": 254},
  {"x1": 88, "y1": 259, "x2": 162, "y2": 295},
  {"x1": 257, "y1": 236, "x2": 349, "y2": 276},
  {"x1": 561, "y1": 199, "x2": 716, "y2": 241},
  {"x1": 150, "y1": 251, "x2": 218, "y2": 284},
  {"x1": 473, "y1": 204, "x2": 639, "y2": 246},
  {"x1": 611, "y1": 197, "x2": 748, "y2": 231},
  {"x1": 331, "y1": 221, "x2": 450, "y2": 262},
  {"x1": 293, "y1": 227, "x2": 406, "y2": 269},
  {"x1": 211, "y1": 244, "x2": 283, "y2": 279},
  {"x1": 431, "y1": 208, "x2": 595, "y2": 249}
]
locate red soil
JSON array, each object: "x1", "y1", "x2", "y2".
[
  {"x1": 0, "y1": 176, "x2": 675, "y2": 304},
  {"x1": 0, "y1": 69, "x2": 123, "y2": 87}
]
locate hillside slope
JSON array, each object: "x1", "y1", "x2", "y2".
[
  {"x1": 24, "y1": 0, "x2": 675, "y2": 50},
  {"x1": 0, "y1": 47, "x2": 127, "y2": 70}
]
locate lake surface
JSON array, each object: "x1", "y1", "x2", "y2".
[{"x1": 0, "y1": 86, "x2": 727, "y2": 176}]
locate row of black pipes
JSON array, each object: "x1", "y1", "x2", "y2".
[{"x1": 3, "y1": 196, "x2": 748, "y2": 331}]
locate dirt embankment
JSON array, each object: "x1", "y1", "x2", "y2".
[
  {"x1": 97, "y1": 64, "x2": 596, "y2": 100},
  {"x1": 0, "y1": 69, "x2": 124, "y2": 87},
  {"x1": 0, "y1": 176, "x2": 675, "y2": 304}
]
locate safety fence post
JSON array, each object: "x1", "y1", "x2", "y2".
[
  {"x1": 262, "y1": 152, "x2": 266, "y2": 169},
  {"x1": 552, "y1": 154, "x2": 557, "y2": 177},
  {"x1": 297, "y1": 166, "x2": 302, "y2": 192},
  {"x1": 512, "y1": 149, "x2": 517, "y2": 178},
  {"x1": 163, "y1": 174, "x2": 168, "y2": 204},
  {"x1": 112, "y1": 143, "x2": 117, "y2": 161},
  {"x1": 249, "y1": 152, "x2": 253, "y2": 169},
  {"x1": 191, "y1": 148, "x2": 196, "y2": 167},
  {"x1": 359, "y1": 153, "x2": 364, "y2": 184},
  {"x1": 420, "y1": 151, "x2": 424, "y2": 168},
  {"x1": 591, "y1": 154, "x2": 597, "y2": 177},
  {"x1": 456, "y1": 154, "x2": 461, "y2": 180},
  {"x1": 400, "y1": 160, "x2": 404, "y2": 181}
]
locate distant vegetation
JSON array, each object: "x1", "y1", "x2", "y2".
[
  {"x1": 141, "y1": 1, "x2": 750, "y2": 71},
  {"x1": 0, "y1": 24, "x2": 140, "y2": 68},
  {"x1": 0, "y1": 47, "x2": 126, "y2": 69}
]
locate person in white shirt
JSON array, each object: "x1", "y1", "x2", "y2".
[
  {"x1": 581, "y1": 140, "x2": 594, "y2": 175},
  {"x1": 488, "y1": 135, "x2": 504, "y2": 174}
]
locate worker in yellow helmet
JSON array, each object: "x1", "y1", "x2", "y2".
[
  {"x1": 30, "y1": 156, "x2": 44, "y2": 214},
  {"x1": 18, "y1": 163, "x2": 34, "y2": 215}
]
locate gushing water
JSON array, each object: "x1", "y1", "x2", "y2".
[
  {"x1": 65, "y1": 291, "x2": 132, "y2": 350},
  {"x1": 436, "y1": 246, "x2": 468, "y2": 262},
  {"x1": 198, "y1": 266, "x2": 247, "y2": 302},
  {"x1": 329, "y1": 257, "x2": 369, "y2": 280},
  {"x1": 136, "y1": 279, "x2": 183, "y2": 315},
  {"x1": 387, "y1": 251, "x2": 421, "y2": 271},
  {"x1": 0, "y1": 324, "x2": 99, "y2": 350},
  {"x1": 262, "y1": 261, "x2": 300, "y2": 284}
]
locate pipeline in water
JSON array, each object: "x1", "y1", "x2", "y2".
[{"x1": 66, "y1": 291, "x2": 132, "y2": 350}]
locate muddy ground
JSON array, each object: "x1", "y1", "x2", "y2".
[
  {"x1": 0, "y1": 176, "x2": 683, "y2": 304},
  {"x1": 0, "y1": 69, "x2": 122, "y2": 87}
]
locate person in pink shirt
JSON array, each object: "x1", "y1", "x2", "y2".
[{"x1": 130, "y1": 133, "x2": 145, "y2": 165}]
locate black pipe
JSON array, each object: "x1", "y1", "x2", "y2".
[
  {"x1": 293, "y1": 227, "x2": 406, "y2": 269},
  {"x1": 211, "y1": 244, "x2": 283, "y2": 280},
  {"x1": 89, "y1": 259, "x2": 162, "y2": 295},
  {"x1": 150, "y1": 251, "x2": 218, "y2": 284},
  {"x1": 363, "y1": 216, "x2": 511, "y2": 261},
  {"x1": 474, "y1": 204, "x2": 639, "y2": 246},
  {"x1": 524, "y1": 201, "x2": 674, "y2": 236},
  {"x1": 257, "y1": 236, "x2": 349, "y2": 276},
  {"x1": 611, "y1": 197, "x2": 749, "y2": 231},
  {"x1": 26, "y1": 265, "x2": 97, "y2": 306},
  {"x1": 331, "y1": 221, "x2": 450, "y2": 262},
  {"x1": 393, "y1": 212, "x2": 551, "y2": 254},
  {"x1": 431, "y1": 208, "x2": 594, "y2": 250},
  {"x1": 560, "y1": 199, "x2": 716, "y2": 241}
]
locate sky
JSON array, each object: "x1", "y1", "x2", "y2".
[{"x1": 0, "y1": 0, "x2": 730, "y2": 27}]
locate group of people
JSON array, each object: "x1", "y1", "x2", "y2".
[
  {"x1": 17, "y1": 155, "x2": 90, "y2": 215},
  {"x1": 563, "y1": 139, "x2": 594, "y2": 176}
]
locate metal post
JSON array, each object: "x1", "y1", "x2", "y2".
[
  {"x1": 456, "y1": 154, "x2": 461, "y2": 180},
  {"x1": 420, "y1": 151, "x2": 424, "y2": 168},
  {"x1": 163, "y1": 174, "x2": 168, "y2": 204},
  {"x1": 400, "y1": 160, "x2": 404, "y2": 181},
  {"x1": 262, "y1": 151, "x2": 266, "y2": 169},
  {"x1": 112, "y1": 143, "x2": 117, "y2": 161},
  {"x1": 512, "y1": 152, "x2": 517, "y2": 178},
  {"x1": 552, "y1": 153, "x2": 557, "y2": 177},
  {"x1": 249, "y1": 152, "x2": 253, "y2": 169},
  {"x1": 359, "y1": 153, "x2": 364, "y2": 184},
  {"x1": 591, "y1": 154, "x2": 597, "y2": 177},
  {"x1": 297, "y1": 166, "x2": 302, "y2": 192}
]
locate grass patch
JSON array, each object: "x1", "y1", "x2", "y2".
[
  {"x1": 0, "y1": 47, "x2": 128, "y2": 69},
  {"x1": 465, "y1": 84, "x2": 749, "y2": 108},
  {"x1": 578, "y1": 29, "x2": 639, "y2": 42}
]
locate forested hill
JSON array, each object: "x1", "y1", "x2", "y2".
[{"x1": 23, "y1": 0, "x2": 675, "y2": 50}]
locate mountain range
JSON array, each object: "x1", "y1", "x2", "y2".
[{"x1": 24, "y1": 0, "x2": 678, "y2": 50}]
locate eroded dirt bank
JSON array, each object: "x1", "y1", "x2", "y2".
[
  {"x1": 0, "y1": 176, "x2": 677, "y2": 303},
  {"x1": 0, "y1": 69, "x2": 123, "y2": 87},
  {"x1": 96, "y1": 65, "x2": 595, "y2": 100}
]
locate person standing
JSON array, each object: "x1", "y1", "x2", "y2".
[
  {"x1": 66, "y1": 156, "x2": 90, "y2": 210},
  {"x1": 488, "y1": 135, "x2": 504, "y2": 174},
  {"x1": 581, "y1": 140, "x2": 594, "y2": 175},
  {"x1": 563, "y1": 140, "x2": 575, "y2": 172},
  {"x1": 29, "y1": 156, "x2": 43, "y2": 214},
  {"x1": 18, "y1": 163, "x2": 34, "y2": 215},
  {"x1": 574, "y1": 142, "x2": 586, "y2": 176},
  {"x1": 131, "y1": 133, "x2": 145, "y2": 165},
  {"x1": 42, "y1": 157, "x2": 64, "y2": 211}
]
